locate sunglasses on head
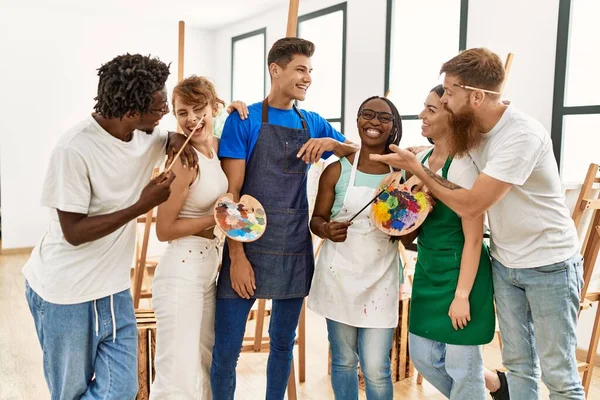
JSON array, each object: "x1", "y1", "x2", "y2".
[{"x1": 359, "y1": 108, "x2": 394, "y2": 123}]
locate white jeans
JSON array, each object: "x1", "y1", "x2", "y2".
[{"x1": 150, "y1": 236, "x2": 220, "y2": 400}]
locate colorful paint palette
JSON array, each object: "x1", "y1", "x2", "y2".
[
  {"x1": 214, "y1": 194, "x2": 267, "y2": 242},
  {"x1": 371, "y1": 173, "x2": 430, "y2": 236}
]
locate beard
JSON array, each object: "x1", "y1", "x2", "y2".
[{"x1": 445, "y1": 104, "x2": 484, "y2": 157}]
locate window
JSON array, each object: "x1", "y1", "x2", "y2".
[
  {"x1": 231, "y1": 28, "x2": 266, "y2": 103},
  {"x1": 552, "y1": 0, "x2": 600, "y2": 183},
  {"x1": 298, "y1": 3, "x2": 347, "y2": 134},
  {"x1": 385, "y1": 0, "x2": 468, "y2": 148}
]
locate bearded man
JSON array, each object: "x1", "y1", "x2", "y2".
[{"x1": 372, "y1": 48, "x2": 585, "y2": 400}]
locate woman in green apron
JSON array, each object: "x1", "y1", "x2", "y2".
[{"x1": 402, "y1": 85, "x2": 508, "y2": 400}]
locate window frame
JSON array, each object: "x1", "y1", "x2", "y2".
[{"x1": 551, "y1": 0, "x2": 600, "y2": 170}]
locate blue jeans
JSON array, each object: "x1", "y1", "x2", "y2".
[
  {"x1": 210, "y1": 297, "x2": 304, "y2": 400},
  {"x1": 25, "y1": 282, "x2": 138, "y2": 400},
  {"x1": 327, "y1": 319, "x2": 394, "y2": 400},
  {"x1": 409, "y1": 333, "x2": 485, "y2": 399},
  {"x1": 492, "y1": 253, "x2": 585, "y2": 399}
]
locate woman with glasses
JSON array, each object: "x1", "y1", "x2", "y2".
[
  {"x1": 150, "y1": 75, "x2": 248, "y2": 400},
  {"x1": 307, "y1": 95, "x2": 402, "y2": 399}
]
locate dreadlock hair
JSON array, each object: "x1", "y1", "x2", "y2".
[
  {"x1": 426, "y1": 84, "x2": 445, "y2": 145},
  {"x1": 356, "y1": 96, "x2": 403, "y2": 153},
  {"x1": 94, "y1": 54, "x2": 171, "y2": 119}
]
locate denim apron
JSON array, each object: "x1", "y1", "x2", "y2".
[
  {"x1": 217, "y1": 99, "x2": 315, "y2": 299},
  {"x1": 408, "y1": 150, "x2": 495, "y2": 345}
]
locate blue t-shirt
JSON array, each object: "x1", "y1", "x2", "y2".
[{"x1": 218, "y1": 101, "x2": 346, "y2": 162}]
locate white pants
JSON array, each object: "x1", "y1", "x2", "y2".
[{"x1": 150, "y1": 236, "x2": 220, "y2": 400}]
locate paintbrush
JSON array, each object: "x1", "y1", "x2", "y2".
[
  {"x1": 348, "y1": 179, "x2": 396, "y2": 222},
  {"x1": 165, "y1": 114, "x2": 206, "y2": 172}
]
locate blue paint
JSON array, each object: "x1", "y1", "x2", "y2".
[{"x1": 390, "y1": 220, "x2": 405, "y2": 230}]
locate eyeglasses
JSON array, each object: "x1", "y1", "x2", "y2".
[
  {"x1": 359, "y1": 109, "x2": 394, "y2": 123},
  {"x1": 453, "y1": 83, "x2": 501, "y2": 95},
  {"x1": 150, "y1": 103, "x2": 170, "y2": 115}
]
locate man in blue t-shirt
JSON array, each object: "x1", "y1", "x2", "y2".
[{"x1": 211, "y1": 37, "x2": 358, "y2": 399}]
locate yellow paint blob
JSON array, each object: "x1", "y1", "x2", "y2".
[
  {"x1": 414, "y1": 192, "x2": 428, "y2": 211},
  {"x1": 373, "y1": 201, "x2": 391, "y2": 222}
]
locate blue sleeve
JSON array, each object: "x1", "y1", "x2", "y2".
[
  {"x1": 308, "y1": 112, "x2": 346, "y2": 142},
  {"x1": 218, "y1": 111, "x2": 249, "y2": 160},
  {"x1": 305, "y1": 111, "x2": 346, "y2": 160}
]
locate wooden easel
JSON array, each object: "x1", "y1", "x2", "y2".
[
  {"x1": 132, "y1": 168, "x2": 160, "y2": 309},
  {"x1": 570, "y1": 163, "x2": 600, "y2": 396}
]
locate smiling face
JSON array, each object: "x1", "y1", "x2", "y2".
[
  {"x1": 418, "y1": 91, "x2": 450, "y2": 143},
  {"x1": 171, "y1": 75, "x2": 226, "y2": 146},
  {"x1": 270, "y1": 54, "x2": 312, "y2": 101},
  {"x1": 357, "y1": 98, "x2": 394, "y2": 149},
  {"x1": 173, "y1": 95, "x2": 215, "y2": 145}
]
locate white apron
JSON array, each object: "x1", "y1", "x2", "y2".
[{"x1": 308, "y1": 153, "x2": 400, "y2": 328}]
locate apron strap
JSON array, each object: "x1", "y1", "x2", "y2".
[
  {"x1": 441, "y1": 156, "x2": 453, "y2": 180},
  {"x1": 292, "y1": 105, "x2": 308, "y2": 130},
  {"x1": 261, "y1": 98, "x2": 308, "y2": 131},
  {"x1": 421, "y1": 148, "x2": 453, "y2": 179},
  {"x1": 349, "y1": 151, "x2": 360, "y2": 187},
  {"x1": 261, "y1": 98, "x2": 269, "y2": 124},
  {"x1": 349, "y1": 150, "x2": 393, "y2": 187},
  {"x1": 421, "y1": 148, "x2": 434, "y2": 164}
]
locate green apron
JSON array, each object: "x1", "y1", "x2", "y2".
[{"x1": 408, "y1": 150, "x2": 495, "y2": 345}]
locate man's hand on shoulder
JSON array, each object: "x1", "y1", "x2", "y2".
[
  {"x1": 296, "y1": 138, "x2": 336, "y2": 164},
  {"x1": 166, "y1": 131, "x2": 198, "y2": 170},
  {"x1": 297, "y1": 138, "x2": 358, "y2": 164}
]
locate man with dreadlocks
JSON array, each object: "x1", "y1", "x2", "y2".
[{"x1": 22, "y1": 53, "x2": 196, "y2": 400}]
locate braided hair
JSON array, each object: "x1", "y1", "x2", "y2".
[
  {"x1": 94, "y1": 54, "x2": 171, "y2": 119},
  {"x1": 356, "y1": 96, "x2": 402, "y2": 153}
]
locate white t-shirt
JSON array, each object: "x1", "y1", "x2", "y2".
[
  {"x1": 469, "y1": 105, "x2": 579, "y2": 268},
  {"x1": 22, "y1": 116, "x2": 168, "y2": 304}
]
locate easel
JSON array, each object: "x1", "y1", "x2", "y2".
[
  {"x1": 239, "y1": 2, "x2": 305, "y2": 399},
  {"x1": 131, "y1": 167, "x2": 160, "y2": 309},
  {"x1": 571, "y1": 163, "x2": 600, "y2": 396}
]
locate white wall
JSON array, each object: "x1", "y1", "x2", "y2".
[{"x1": 0, "y1": 6, "x2": 211, "y2": 249}]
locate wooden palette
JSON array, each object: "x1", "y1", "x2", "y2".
[
  {"x1": 371, "y1": 173, "x2": 431, "y2": 236},
  {"x1": 214, "y1": 193, "x2": 267, "y2": 242}
]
